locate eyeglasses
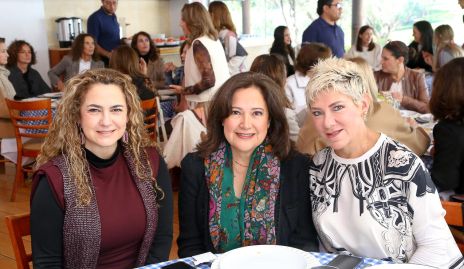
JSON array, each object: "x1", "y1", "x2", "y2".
[{"x1": 330, "y1": 3, "x2": 343, "y2": 9}]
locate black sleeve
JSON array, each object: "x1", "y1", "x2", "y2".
[
  {"x1": 287, "y1": 153, "x2": 319, "y2": 251},
  {"x1": 177, "y1": 153, "x2": 208, "y2": 257},
  {"x1": 146, "y1": 157, "x2": 173, "y2": 264},
  {"x1": 431, "y1": 122, "x2": 464, "y2": 192},
  {"x1": 30, "y1": 175, "x2": 64, "y2": 268}
]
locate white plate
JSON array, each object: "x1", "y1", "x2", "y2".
[
  {"x1": 39, "y1": 92, "x2": 63, "y2": 98},
  {"x1": 400, "y1": 109, "x2": 419, "y2": 118},
  {"x1": 370, "y1": 264, "x2": 435, "y2": 268},
  {"x1": 211, "y1": 245, "x2": 320, "y2": 269}
]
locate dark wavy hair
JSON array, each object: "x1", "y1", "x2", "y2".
[
  {"x1": 270, "y1": 26, "x2": 295, "y2": 63},
  {"x1": 196, "y1": 72, "x2": 291, "y2": 160},
  {"x1": 356, "y1": 25, "x2": 375, "y2": 52},
  {"x1": 295, "y1": 42, "x2": 332, "y2": 74},
  {"x1": 413, "y1": 20, "x2": 434, "y2": 54},
  {"x1": 71, "y1": 33, "x2": 100, "y2": 62},
  {"x1": 429, "y1": 58, "x2": 464, "y2": 122},
  {"x1": 317, "y1": 0, "x2": 334, "y2": 15},
  {"x1": 6, "y1": 40, "x2": 37, "y2": 68},
  {"x1": 131, "y1": 31, "x2": 160, "y2": 62},
  {"x1": 383, "y1": 41, "x2": 409, "y2": 64}
]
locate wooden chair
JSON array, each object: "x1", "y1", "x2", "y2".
[
  {"x1": 442, "y1": 200, "x2": 464, "y2": 253},
  {"x1": 5, "y1": 98, "x2": 52, "y2": 201},
  {"x1": 140, "y1": 98, "x2": 158, "y2": 142},
  {"x1": 5, "y1": 213, "x2": 32, "y2": 269}
]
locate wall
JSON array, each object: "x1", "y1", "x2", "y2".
[{"x1": 43, "y1": 0, "x2": 173, "y2": 48}]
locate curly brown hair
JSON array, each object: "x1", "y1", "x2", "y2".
[
  {"x1": 35, "y1": 68, "x2": 162, "y2": 206},
  {"x1": 6, "y1": 40, "x2": 37, "y2": 68},
  {"x1": 196, "y1": 72, "x2": 291, "y2": 160},
  {"x1": 131, "y1": 31, "x2": 160, "y2": 62},
  {"x1": 71, "y1": 34, "x2": 100, "y2": 62}
]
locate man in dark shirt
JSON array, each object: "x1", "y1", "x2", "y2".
[
  {"x1": 87, "y1": 0, "x2": 120, "y2": 66},
  {"x1": 302, "y1": 0, "x2": 345, "y2": 58}
]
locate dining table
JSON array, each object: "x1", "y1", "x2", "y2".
[{"x1": 137, "y1": 251, "x2": 393, "y2": 269}]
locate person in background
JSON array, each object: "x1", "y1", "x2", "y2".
[
  {"x1": 110, "y1": 45, "x2": 156, "y2": 101},
  {"x1": 87, "y1": 0, "x2": 120, "y2": 66},
  {"x1": 131, "y1": 31, "x2": 166, "y2": 89},
  {"x1": 302, "y1": 0, "x2": 344, "y2": 58},
  {"x1": 30, "y1": 68, "x2": 172, "y2": 268},
  {"x1": 170, "y1": 2, "x2": 230, "y2": 112},
  {"x1": 307, "y1": 57, "x2": 461, "y2": 267},
  {"x1": 374, "y1": 41, "x2": 429, "y2": 114},
  {"x1": 285, "y1": 42, "x2": 332, "y2": 124},
  {"x1": 249, "y1": 54, "x2": 300, "y2": 142},
  {"x1": 209, "y1": 1, "x2": 247, "y2": 75},
  {"x1": 0, "y1": 37, "x2": 15, "y2": 100},
  {"x1": 424, "y1": 24, "x2": 464, "y2": 73},
  {"x1": 48, "y1": 33, "x2": 104, "y2": 91},
  {"x1": 6, "y1": 40, "x2": 51, "y2": 100},
  {"x1": 296, "y1": 57, "x2": 430, "y2": 157},
  {"x1": 270, "y1": 26, "x2": 295, "y2": 77},
  {"x1": 345, "y1": 25, "x2": 382, "y2": 71},
  {"x1": 165, "y1": 40, "x2": 190, "y2": 86},
  {"x1": 429, "y1": 58, "x2": 464, "y2": 198},
  {"x1": 406, "y1": 20, "x2": 433, "y2": 72},
  {"x1": 177, "y1": 72, "x2": 318, "y2": 257}
]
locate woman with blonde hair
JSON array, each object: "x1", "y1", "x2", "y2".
[
  {"x1": 170, "y1": 2, "x2": 229, "y2": 110},
  {"x1": 424, "y1": 24, "x2": 464, "y2": 72},
  {"x1": 209, "y1": 1, "x2": 247, "y2": 75},
  {"x1": 30, "y1": 69, "x2": 172, "y2": 268}
]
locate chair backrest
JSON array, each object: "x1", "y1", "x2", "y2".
[
  {"x1": 140, "y1": 98, "x2": 158, "y2": 142},
  {"x1": 443, "y1": 200, "x2": 464, "y2": 226},
  {"x1": 5, "y1": 98, "x2": 53, "y2": 142},
  {"x1": 5, "y1": 213, "x2": 32, "y2": 269}
]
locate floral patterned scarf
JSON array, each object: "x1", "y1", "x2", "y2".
[{"x1": 205, "y1": 139, "x2": 281, "y2": 251}]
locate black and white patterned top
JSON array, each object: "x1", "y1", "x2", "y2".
[{"x1": 310, "y1": 134, "x2": 462, "y2": 268}]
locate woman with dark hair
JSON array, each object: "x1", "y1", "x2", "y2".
[
  {"x1": 177, "y1": 72, "x2": 318, "y2": 257},
  {"x1": 48, "y1": 34, "x2": 104, "y2": 91},
  {"x1": 286, "y1": 43, "x2": 331, "y2": 119},
  {"x1": 270, "y1": 26, "x2": 295, "y2": 77},
  {"x1": 374, "y1": 40, "x2": 429, "y2": 113},
  {"x1": 131, "y1": 31, "x2": 166, "y2": 89},
  {"x1": 7, "y1": 40, "x2": 50, "y2": 99},
  {"x1": 407, "y1": 20, "x2": 433, "y2": 72},
  {"x1": 110, "y1": 45, "x2": 156, "y2": 101},
  {"x1": 31, "y1": 69, "x2": 173, "y2": 268},
  {"x1": 429, "y1": 58, "x2": 464, "y2": 197},
  {"x1": 345, "y1": 25, "x2": 382, "y2": 71}
]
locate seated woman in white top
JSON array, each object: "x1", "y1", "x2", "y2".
[
  {"x1": 345, "y1": 25, "x2": 382, "y2": 71},
  {"x1": 48, "y1": 34, "x2": 104, "y2": 91},
  {"x1": 306, "y1": 57, "x2": 462, "y2": 268},
  {"x1": 285, "y1": 42, "x2": 331, "y2": 124}
]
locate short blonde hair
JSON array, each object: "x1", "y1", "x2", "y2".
[{"x1": 306, "y1": 57, "x2": 368, "y2": 106}]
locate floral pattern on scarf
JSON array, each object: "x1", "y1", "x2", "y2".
[{"x1": 204, "y1": 140, "x2": 280, "y2": 251}]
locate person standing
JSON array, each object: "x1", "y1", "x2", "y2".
[
  {"x1": 87, "y1": 0, "x2": 120, "y2": 66},
  {"x1": 302, "y1": 0, "x2": 344, "y2": 58}
]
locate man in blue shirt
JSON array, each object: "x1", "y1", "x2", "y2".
[
  {"x1": 87, "y1": 0, "x2": 120, "y2": 66},
  {"x1": 302, "y1": 0, "x2": 344, "y2": 58}
]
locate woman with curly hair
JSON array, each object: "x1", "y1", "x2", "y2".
[
  {"x1": 7, "y1": 39, "x2": 50, "y2": 99},
  {"x1": 30, "y1": 69, "x2": 173, "y2": 268},
  {"x1": 131, "y1": 31, "x2": 166, "y2": 89},
  {"x1": 270, "y1": 25, "x2": 295, "y2": 77},
  {"x1": 48, "y1": 33, "x2": 104, "y2": 91}
]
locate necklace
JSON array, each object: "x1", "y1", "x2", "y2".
[{"x1": 233, "y1": 159, "x2": 249, "y2": 168}]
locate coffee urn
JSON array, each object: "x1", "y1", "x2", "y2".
[
  {"x1": 71, "y1": 17, "x2": 83, "y2": 39},
  {"x1": 56, "y1": 17, "x2": 74, "y2": 48}
]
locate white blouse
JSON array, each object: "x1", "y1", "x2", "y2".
[{"x1": 345, "y1": 43, "x2": 382, "y2": 71}]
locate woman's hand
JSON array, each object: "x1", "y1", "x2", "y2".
[
  {"x1": 139, "y1": 57, "x2": 148, "y2": 75},
  {"x1": 56, "y1": 80, "x2": 65, "y2": 92},
  {"x1": 164, "y1": 62, "x2": 176, "y2": 72},
  {"x1": 169, "y1": 84, "x2": 184, "y2": 94}
]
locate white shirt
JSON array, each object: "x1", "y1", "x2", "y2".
[
  {"x1": 285, "y1": 71, "x2": 309, "y2": 114},
  {"x1": 79, "y1": 59, "x2": 91, "y2": 74},
  {"x1": 345, "y1": 43, "x2": 382, "y2": 71},
  {"x1": 310, "y1": 134, "x2": 462, "y2": 267}
]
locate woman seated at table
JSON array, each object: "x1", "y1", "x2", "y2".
[
  {"x1": 307, "y1": 57, "x2": 461, "y2": 267},
  {"x1": 374, "y1": 41, "x2": 429, "y2": 114},
  {"x1": 110, "y1": 45, "x2": 156, "y2": 100},
  {"x1": 48, "y1": 34, "x2": 104, "y2": 91},
  {"x1": 249, "y1": 54, "x2": 300, "y2": 141},
  {"x1": 131, "y1": 31, "x2": 167, "y2": 89},
  {"x1": 344, "y1": 25, "x2": 382, "y2": 71},
  {"x1": 429, "y1": 58, "x2": 464, "y2": 197},
  {"x1": 7, "y1": 39, "x2": 51, "y2": 99},
  {"x1": 270, "y1": 26, "x2": 295, "y2": 77},
  {"x1": 177, "y1": 72, "x2": 318, "y2": 257},
  {"x1": 297, "y1": 57, "x2": 430, "y2": 157},
  {"x1": 30, "y1": 69, "x2": 173, "y2": 268}
]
